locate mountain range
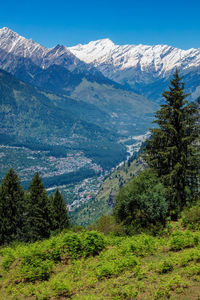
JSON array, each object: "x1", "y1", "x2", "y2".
[
  {"x1": 0, "y1": 27, "x2": 199, "y2": 172},
  {"x1": 0, "y1": 27, "x2": 155, "y2": 138},
  {"x1": 69, "y1": 38, "x2": 200, "y2": 101}
]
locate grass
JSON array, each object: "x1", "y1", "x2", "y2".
[{"x1": 0, "y1": 228, "x2": 200, "y2": 299}]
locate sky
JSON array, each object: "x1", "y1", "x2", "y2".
[{"x1": 1, "y1": 0, "x2": 200, "y2": 49}]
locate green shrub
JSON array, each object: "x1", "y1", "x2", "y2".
[
  {"x1": 179, "y1": 249, "x2": 200, "y2": 266},
  {"x1": 121, "y1": 234, "x2": 157, "y2": 257},
  {"x1": 62, "y1": 233, "x2": 83, "y2": 258},
  {"x1": 182, "y1": 200, "x2": 200, "y2": 230},
  {"x1": 82, "y1": 231, "x2": 105, "y2": 257},
  {"x1": 20, "y1": 258, "x2": 54, "y2": 281},
  {"x1": 0, "y1": 231, "x2": 106, "y2": 284},
  {"x1": 1, "y1": 252, "x2": 15, "y2": 271},
  {"x1": 96, "y1": 255, "x2": 138, "y2": 279},
  {"x1": 169, "y1": 230, "x2": 199, "y2": 251},
  {"x1": 158, "y1": 259, "x2": 174, "y2": 274},
  {"x1": 114, "y1": 169, "x2": 168, "y2": 229},
  {"x1": 50, "y1": 278, "x2": 73, "y2": 297}
]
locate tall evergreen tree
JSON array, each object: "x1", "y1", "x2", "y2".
[
  {"x1": 144, "y1": 70, "x2": 199, "y2": 216},
  {"x1": 0, "y1": 169, "x2": 24, "y2": 245},
  {"x1": 25, "y1": 172, "x2": 51, "y2": 242},
  {"x1": 50, "y1": 189, "x2": 69, "y2": 232}
]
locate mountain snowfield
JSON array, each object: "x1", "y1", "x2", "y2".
[
  {"x1": 69, "y1": 38, "x2": 200, "y2": 77},
  {"x1": 69, "y1": 39, "x2": 200, "y2": 100}
]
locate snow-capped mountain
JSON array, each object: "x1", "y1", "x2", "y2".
[
  {"x1": 69, "y1": 38, "x2": 200, "y2": 77},
  {"x1": 0, "y1": 27, "x2": 199, "y2": 102},
  {"x1": 69, "y1": 39, "x2": 200, "y2": 100},
  {"x1": 0, "y1": 27, "x2": 155, "y2": 137},
  {"x1": 0, "y1": 27, "x2": 98, "y2": 74}
]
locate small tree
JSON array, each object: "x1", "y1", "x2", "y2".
[
  {"x1": 50, "y1": 189, "x2": 69, "y2": 232},
  {"x1": 25, "y1": 173, "x2": 51, "y2": 242},
  {"x1": 144, "y1": 70, "x2": 199, "y2": 216},
  {"x1": 0, "y1": 169, "x2": 24, "y2": 244},
  {"x1": 114, "y1": 169, "x2": 168, "y2": 228}
]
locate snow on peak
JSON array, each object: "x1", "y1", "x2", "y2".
[
  {"x1": 69, "y1": 39, "x2": 200, "y2": 80},
  {"x1": 0, "y1": 26, "x2": 47, "y2": 62},
  {"x1": 69, "y1": 38, "x2": 115, "y2": 64}
]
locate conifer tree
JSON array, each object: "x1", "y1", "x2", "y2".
[
  {"x1": 0, "y1": 169, "x2": 24, "y2": 245},
  {"x1": 50, "y1": 189, "x2": 69, "y2": 232},
  {"x1": 25, "y1": 172, "x2": 51, "y2": 242},
  {"x1": 144, "y1": 70, "x2": 199, "y2": 216}
]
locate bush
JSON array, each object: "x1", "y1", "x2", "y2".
[
  {"x1": 114, "y1": 169, "x2": 168, "y2": 231},
  {"x1": 62, "y1": 233, "x2": 83, "y2": 258},
  {"x1": 169, "y1": 230, "x2": 199, "y2": 251},
  {"x1": 1, "y1": 252, "x2": 15, "y2": 271},
  {"x1": 130, "y1": 235, "x2": 156, "y2": 256},
  {"x1": 96, "y1": 255, "x2": 138, "y2": 279},
  {"x1": 0, "y1": 231, "x2": 106, "y2": 283},
  {"x1": 182, "y1": 200, "x2": 200, "y2": 230},
  {"x1": 158, "y1": 259, "x2": 174, "y2": 274},
  {"x1": 20, "y1": 258, "x2": 54, "y2": 281},
  {"x1": 82, "y1": 231, "x2": 105, "y2": 257}
]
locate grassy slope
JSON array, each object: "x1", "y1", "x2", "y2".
[
  {"x1": 73, "y1": 158, "x2": 145, "y2": 226},
  {"x1": 0, "y1": 227, "x2": 200, "y2": 299}
]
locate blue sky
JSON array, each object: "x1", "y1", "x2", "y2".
[{"x1": 1, "y1": 0, "x2": 200, "y2": 49}]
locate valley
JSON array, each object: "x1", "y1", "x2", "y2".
[{"x1": 0, "y1": 27, "x2": 199, "y2": 226}]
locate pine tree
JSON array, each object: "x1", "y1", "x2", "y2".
[
  {"x1": 50, "y1": 189, "x2": 69, "y2": 232},
  {"x1": 25, "y1": 173, "x2": 51, "y2": 242},
  {"x1": 144, "y1": 70, "x2": 199, "y2": 216},
  {"x1": 0, "y1": 169, "x2": 24, "y2": 245}
]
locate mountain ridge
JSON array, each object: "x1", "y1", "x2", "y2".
[
  {"x1": 69, "y1": 38, "x2": 200, "y2": 101},
  {"x1": 0, "y1": 27, "x2": 155, "y2": 137}
]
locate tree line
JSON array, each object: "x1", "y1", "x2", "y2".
[
  {"x1": 0, "y1": 169, "x2": 69, "y2": 245},
  {"x1": 115, "y1": 70, "x2": 200, "y2": 231}
]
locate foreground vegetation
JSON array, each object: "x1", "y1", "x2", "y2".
[{"x1": 1, "y1": 223, "x2": 200, "y2": 299}]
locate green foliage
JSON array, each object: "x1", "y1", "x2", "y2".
[
  {"x1": 20, "y1": 258, "x2": 54, "y2": 282},
  {"x1": 0, "y1": 169, "x2": 25, "y2": 245},
  {"x1": 1, "y1": 252, "x2": 15, "y2": 271},
  {"x1": 121, "y1": 234, "x2": 157, "y2": 257},
  {"x1": 114, "y1": 169, "x2": 168, "y2": 230},
  {"x1": 96, "y1": 255, "x2": 138, "y2": 279},
  {"x1": 0, "y1": 170, "x2": 72, "y2": 245},
  {"x1": 1, "y1": 228, "x2": 200, "y2": 299},
  {"x1": 49, "y1": 277, "x2": 73, "y2": 297},
  {"x1": 82, "y1": 231, "x2": 105, "y2": 257},
  {"x1": 25, "y1": 173, "x2": 51, "y2": 242},
  {"x1": 144, "y1": 70, "x2": 200, "y2": 216},
  {"x1": 158, "y1": 259, "x2": 174, "y2": 274},
  {"x1": 181, "y1": 198, "x2": 200, "y2": 230},
  {"x1": 49, "y1": 189, "x2": 69, "y2": 232},
  {"x1": 154, "y1": 275, "x2": 189, "y2": 299},
  {"x1": 0, "y1": 231, "x2": 105, "y2": 285},
  {"x1": 61, "y1": 233, "x2": 83, "y2": 259},
  {"x1": 61, "y1": 231, "x2": 105, "y2": 258},
  {"x1": 169, "y1": 230, "x2": 199, "y2": 251}
]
